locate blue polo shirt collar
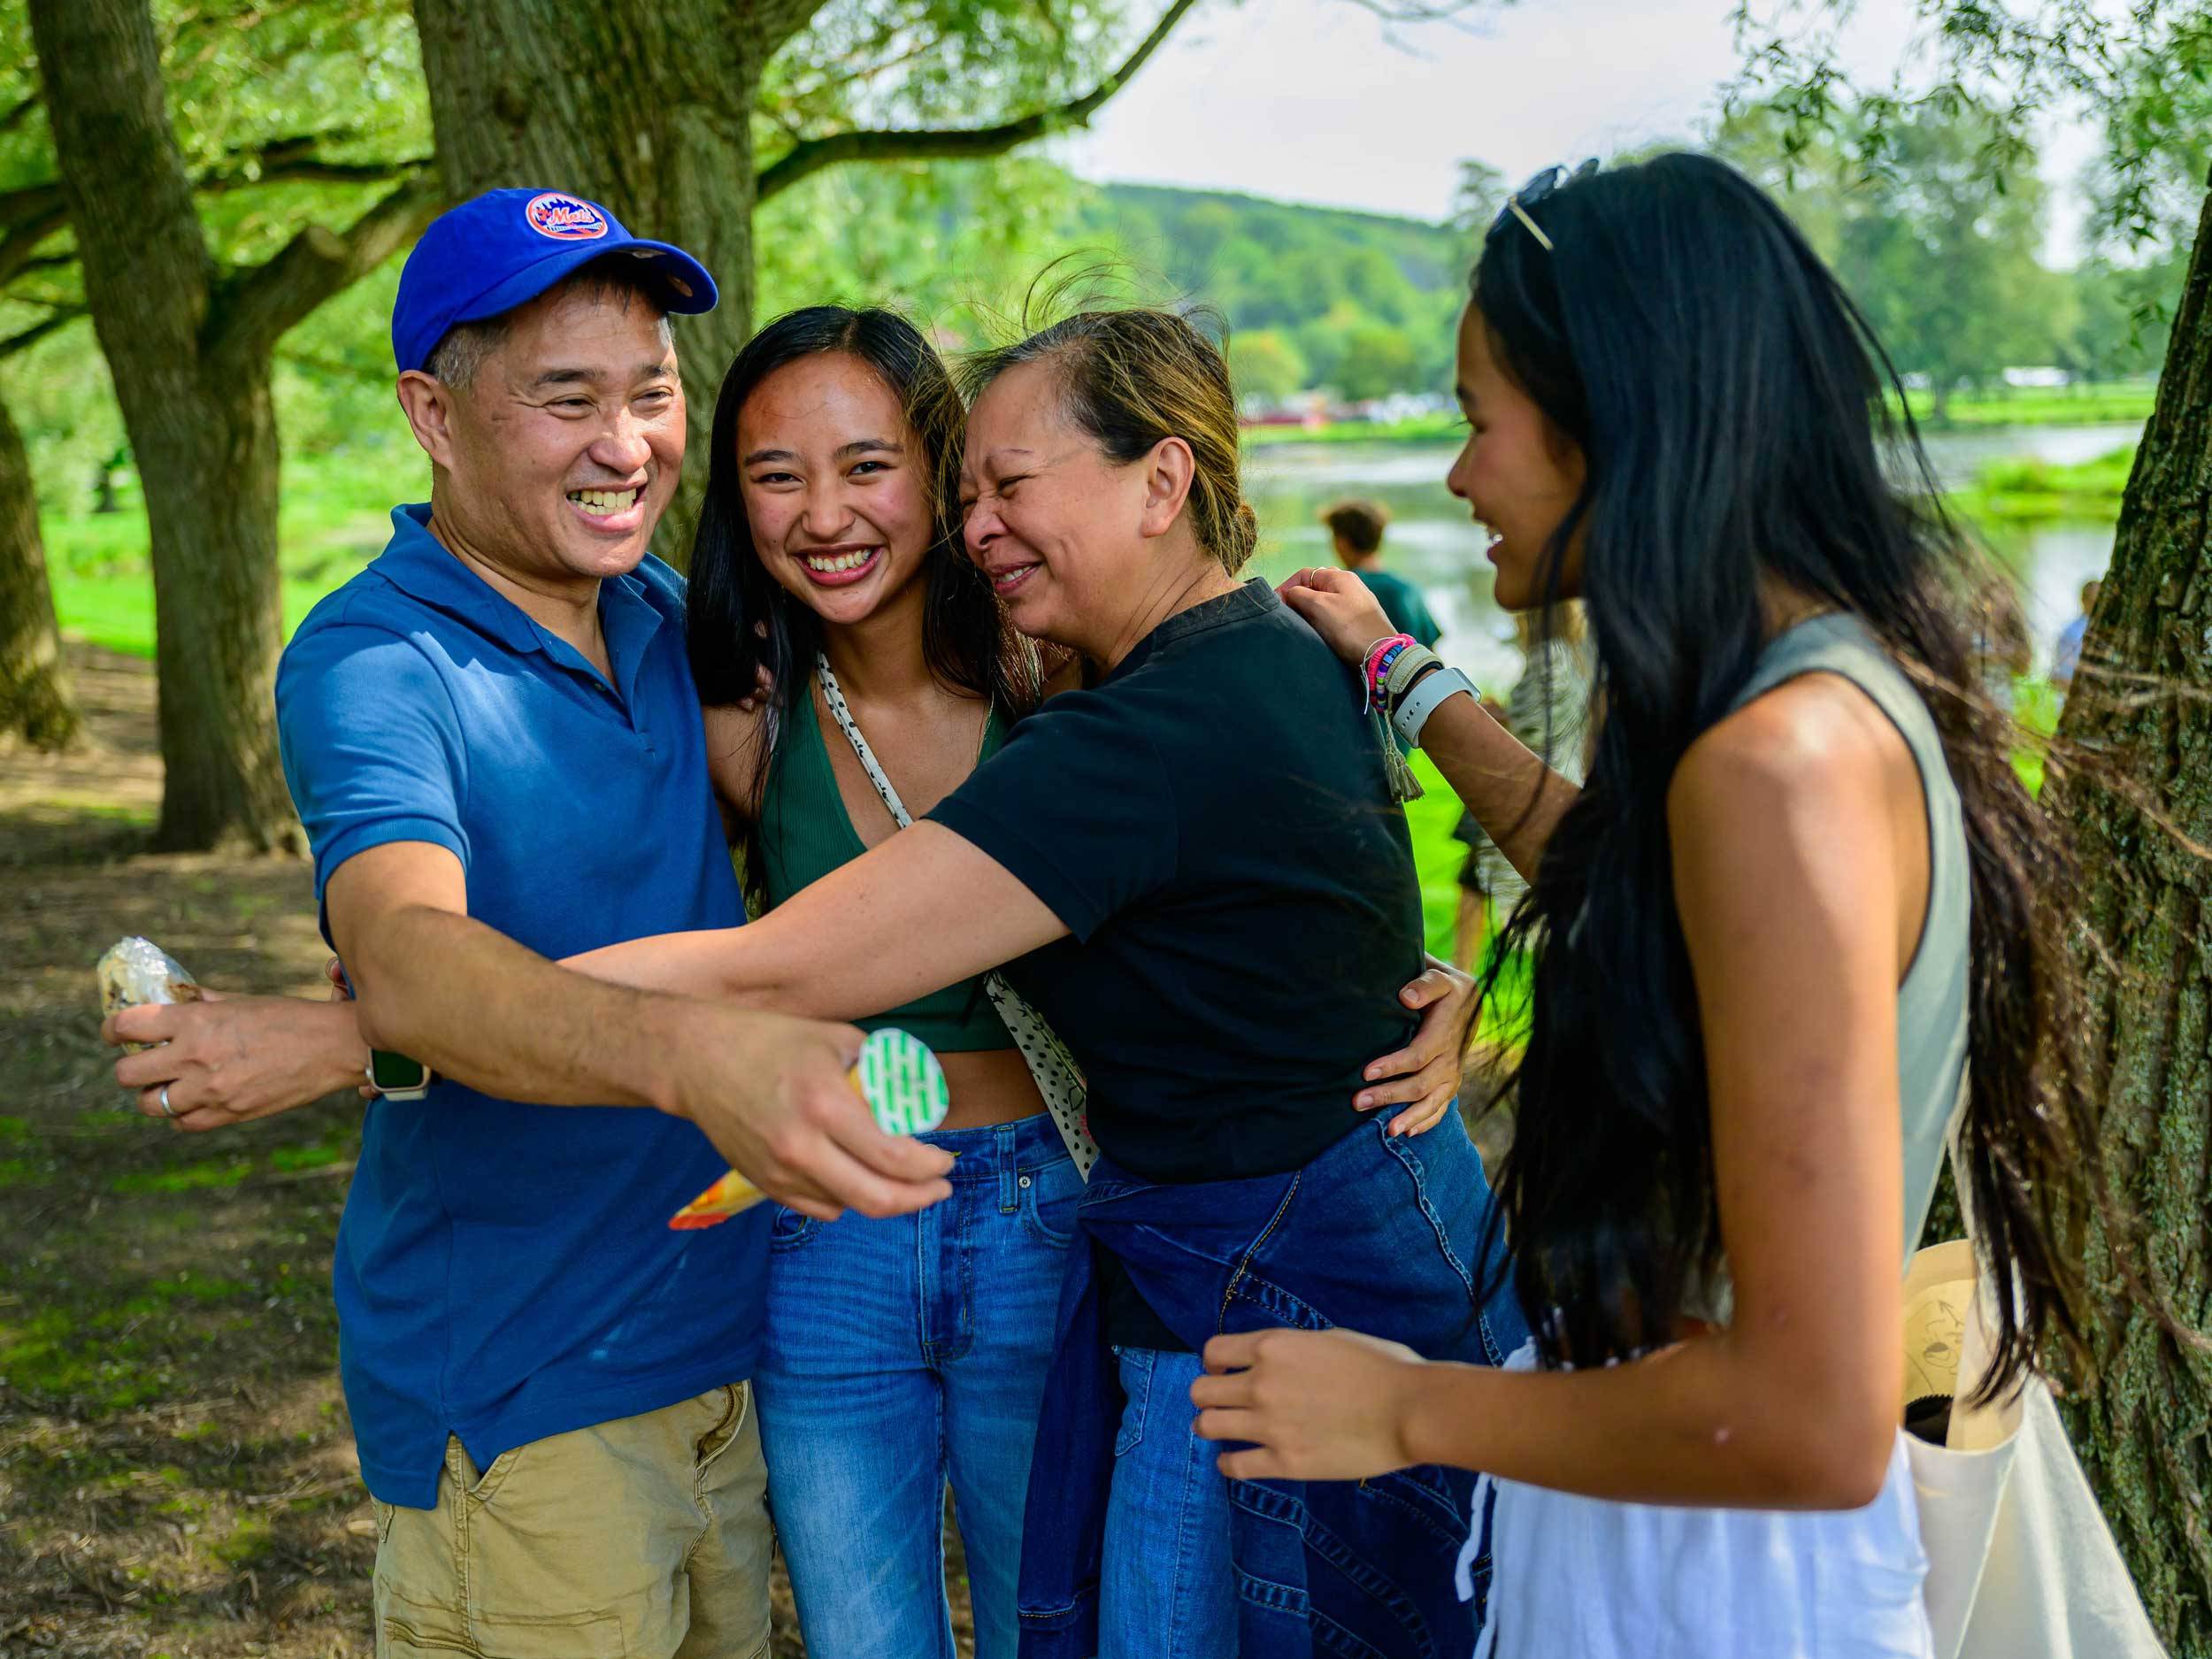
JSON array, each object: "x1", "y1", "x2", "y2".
[{"x1": 374, "y1": 505, "x2": 665, "y2": 703}]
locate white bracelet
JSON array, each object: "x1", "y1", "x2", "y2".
[{"x1": 1393, "y1": 666, "x2": 1478, "y2": 747}]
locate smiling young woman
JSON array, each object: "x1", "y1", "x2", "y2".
[
  {"x1": 649, "y1": 305, "x2": 1484, "y2": 1659},
  {"x1": 1223, "y1": 151, "x2": 2151, "y2": 1659}
]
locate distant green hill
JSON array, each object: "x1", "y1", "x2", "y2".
[{"x1": 1083, "y1": 183, "x2": 1471, "y2": 401}]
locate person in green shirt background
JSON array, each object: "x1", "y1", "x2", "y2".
[{"x1": 1320, "y1": 498, "x2": 1441, "y2": 648}]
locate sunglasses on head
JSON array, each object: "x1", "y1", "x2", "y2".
[{"x1": 1489, "y1": 158, "x2": 1601, "y2": 253}]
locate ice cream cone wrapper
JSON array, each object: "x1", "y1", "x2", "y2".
[
  {"x1": 669, "y1": 1028, "x2": 950, "y2": 1230},
  {"x1": 667, "y1": 1167, "x2": 768, "y2": 1228},
  {"x1": 96, "y1": 936, "x2": 204, "y2": 1052}
]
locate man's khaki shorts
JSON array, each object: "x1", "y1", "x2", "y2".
[{"x1": 370, "y1": 1383, "x2": 771, "y2": 1659}]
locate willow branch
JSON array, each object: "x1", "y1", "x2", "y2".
[
  {"x1": 0, "y1": 87, "x2": 39, "y2": 137},
  {"x1": 0, "y1": 304, "x2": 81, "y2": 359},
  {"x1": 208, "y1": 167, "x2": 443, "y2": 362},
  {"x1": 757, "y1": 0, "x2": 1201, "y2": 203}
]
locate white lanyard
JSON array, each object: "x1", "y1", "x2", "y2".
[{"x1": 815, "y1": 654, "x2": 1099, "y2": 1177}]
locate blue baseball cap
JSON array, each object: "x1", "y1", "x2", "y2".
[{"x1": 392, "y1": 188, "x2": 718, "y2": 374}]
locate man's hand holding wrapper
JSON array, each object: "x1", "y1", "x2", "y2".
[{"x1": 671, "y1": 1026, "x2": 953, "y2": 1228}]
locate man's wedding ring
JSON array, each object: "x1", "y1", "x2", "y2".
[{"x1": 157, "y1": 1084, "x2": 176, "y2": 1118}]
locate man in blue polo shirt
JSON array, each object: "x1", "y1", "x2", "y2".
[{"x1": 109, "y1": 189, "x2": 952, "y2": 1658}]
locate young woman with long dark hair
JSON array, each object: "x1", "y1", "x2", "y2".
[
  {"x1": 682, "y1": 305, "x2": 1082, "y2": 1659},
  {"x1": 587, "y1": 304, "x2": 1474, "y2": 1659},
  {"x1": 1194, "y1": 152, "x2": 2131, "y2": 1657}
]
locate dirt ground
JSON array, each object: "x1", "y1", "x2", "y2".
[
  {"x1": 0, "y1": 644, "x2": 972, "y2": 1659},
  {"x1": 0, "y1": 644, "x2": 1516, "y2": 1659}
]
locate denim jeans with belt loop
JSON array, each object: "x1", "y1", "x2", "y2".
[{"x1": 757, "y1": 1112, "x2": 1081, "y2": 1659}]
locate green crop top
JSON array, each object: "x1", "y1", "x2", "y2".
[{"x1": 753, "y1": 680, "x2": 1016, "y2": 1053}]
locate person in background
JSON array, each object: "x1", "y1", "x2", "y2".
[
  {"x1": 1448, "y1": 602, "x2": 1590, "y2": 971},
  {"x1": 2053, "y1": 574, "x2": 2102, "y2": 692},
  {"x1": 1323, "y1": 497, "x2": 1441, "y2": 646},
  {"x1": 1213, "y1": 153, "x2": 2145, "y2": 1659},
  {"x1": 1970, "y1": 574, "x2": 2032, "y2": 719}
]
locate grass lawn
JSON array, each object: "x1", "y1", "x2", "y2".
[
  {"x1": 1951, "y1": 445, "x2": 2136, "y2": 524},
  {"x1": 43, "y1": 449, "x2": 418, "y2": 660},
  {"x1": 1241, "y1": 381, "x2": 2156, "y2": 450}
]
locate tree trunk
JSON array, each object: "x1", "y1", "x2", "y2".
[
  {"x1": 2050, "y1": 170, "x2": 2212, "y2": 1650},
  {"x1": 413, "y1": 0, "x2": 808, "y2": 569},
  {"x1": 28, "y1": 0, "x2": 295, "y2": 849},
  {"x1": 138, "y1": 353, "x2": 297, "y2": 851},
  {"x1": 30, "y1": 0, "x2": 435, "y2": 851},
  {"x1": 0, "y1": 389, "x2": 81, "y2": 750}
]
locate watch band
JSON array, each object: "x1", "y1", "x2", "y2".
[
  {"x1": 1393, "y1": 665, "x2": 1478, "y2": 747},
  {"x1": 366, "y1": 1050, "x2": 434, "y2": 1102}
]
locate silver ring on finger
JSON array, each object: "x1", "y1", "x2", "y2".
[{"x1": 157, "y1": 1083, "x2": 177, "y2": 1119}]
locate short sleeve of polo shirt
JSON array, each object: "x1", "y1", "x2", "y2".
[
  {"x1": 924, "y1": 690, "x2": 1177, "y2": 942},
  {"x1": 277, "y1": 620, "x2": 470, "y2": 900}
]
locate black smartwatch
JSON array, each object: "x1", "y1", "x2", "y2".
[{"x1": 368, "y1": 1049, "x2": 433, "y2": 1102}]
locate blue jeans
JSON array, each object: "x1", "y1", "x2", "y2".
[
  {"x1": 1018, "y1": 1111, "x2": 1529, "y2": 1659},
  {"x1": 755, "y1": 1112, "x2": 1080, "y2": 1659},
  {"x1": 1099, "y1": 1346, "x2": 1238, "y2": 1659}
]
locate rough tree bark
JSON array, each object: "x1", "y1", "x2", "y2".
[
  {"x1": 27, "y1": 0, "x2": 439, "y2": 849},
  {"x1": 411, "y1": 0, "x2": 1198, "y2": 567},
  {"x1": 2052, "y1": 168, "x2": 2212, "y2": 1652},
  {"x1": 412, "y1": 0, "x2": 787, "y2": 569},
  {"x1": 0, "y1": 381, "x2": 79, "y2": 750},
  {"x1": 0, "y1": 188, "x2": 82, "y2": 750}
]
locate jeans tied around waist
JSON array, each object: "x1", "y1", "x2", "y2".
[{"x1": 1016, "y1": 1110, "x2": 1528, "y2": 1659}]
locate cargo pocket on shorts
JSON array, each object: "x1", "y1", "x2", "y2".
[{"x1": 378, "y1": 1596, "x2": 626, "y2": 1659}]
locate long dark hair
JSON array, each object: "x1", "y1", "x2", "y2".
[
  {"x1": 1477, "y1": 152, "x2": 2114, "y2": 1400},
  {"x1": 687, "y1": 305, "x2": 1041, "y2": 907}
]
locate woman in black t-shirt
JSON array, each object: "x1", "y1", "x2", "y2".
[{"x1": 572, "y1": 308, "x2": 1527, "y2": 1658}]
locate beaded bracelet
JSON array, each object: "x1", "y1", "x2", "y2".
[
  {"x1": 1363, "y1": 634, "x2": 1416, "y2": 710},
  {"x1": 1381, "y1": 643, "x2": 1442, "y2": 712}
]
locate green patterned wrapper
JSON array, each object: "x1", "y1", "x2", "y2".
[{"x1": 854, "y1": 1027, "x2": 949, "y2": 1136}]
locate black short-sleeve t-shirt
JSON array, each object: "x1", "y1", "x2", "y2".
[{"x1": 926, "y1": 578, "x2": 1426, "y2": 1187}]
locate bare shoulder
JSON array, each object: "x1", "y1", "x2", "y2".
[
  {"x1": 1668, "y1": 672, "x2": 1917, "y2": 846},
  {"x1": 701, "y1": 701, "x2": 772, "y2": 825}
]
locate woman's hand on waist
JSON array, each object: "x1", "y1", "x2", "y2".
[
  {"x1": 1355, "y1": 956, "x2": 1476, "y2": 1137},
  {"x1": 1193, "y1": 1327, "x2": 1426, "y2": 1480}
]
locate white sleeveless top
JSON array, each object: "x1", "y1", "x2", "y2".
[{"x1": 1463, "y1": 613, "x2": 1970, "y2": 1659}]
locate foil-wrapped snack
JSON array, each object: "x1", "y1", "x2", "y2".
[{"x1": 96, "y1": 936, "x2": 204, "y2": 1051}]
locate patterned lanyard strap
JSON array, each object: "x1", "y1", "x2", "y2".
[{"x1": 814, "y1": 654, "x2": 1099, "y2": 1177}]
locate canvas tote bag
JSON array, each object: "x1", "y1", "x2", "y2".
[{"x1": 1904, "y1": 1168, "x2": 2166, "y2": 1659}]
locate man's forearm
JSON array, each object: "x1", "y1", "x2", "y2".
[
  {"x1": 1419, "y1": 693, "x2": 1579, "y2": 882},
  {"x1": 348, "y1": 904, "x2": 689, "y2": 1112}
]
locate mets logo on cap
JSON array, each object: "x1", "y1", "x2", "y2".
[{"x1": 524, "y1": 192, "x2": 610, "y2": 242}]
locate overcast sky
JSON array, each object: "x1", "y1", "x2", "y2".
[{"x1": 1056, "y1": 0, "x2": 2101, "y2": 264}]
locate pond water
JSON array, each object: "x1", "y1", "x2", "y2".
[{"x1": 1240, "y1": 422, "x2": 2139, "y2": 689}]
